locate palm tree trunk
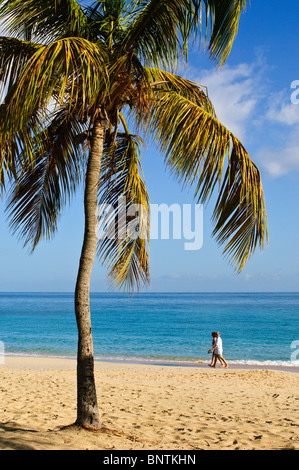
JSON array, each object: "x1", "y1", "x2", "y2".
[{"x1": 74, "y1": 118, "x2": 106, "y2": 429}]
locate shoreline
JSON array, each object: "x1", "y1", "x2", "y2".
[{"x1": 3, "y1": 353, "x2": 299, "y2": 373}]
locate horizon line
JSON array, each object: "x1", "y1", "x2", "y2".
[{"x1": 0, "y1": 291, "x2": 298, "y2": 295}]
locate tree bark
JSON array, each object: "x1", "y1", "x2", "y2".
[{"x1": 74, "y1": 118, "x2": 106, "y2": 429}]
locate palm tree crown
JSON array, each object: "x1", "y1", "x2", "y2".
[{"x1": 0, "y1": 0, "x2": 267, "y2": 287}]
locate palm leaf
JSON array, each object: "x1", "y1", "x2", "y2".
[
  {"x1": 2, "y1": 37, "x2": 108, "y2": 133},
  {"x1": 82, "y1": 0, "x2": 129, "y2": 44},
  {"x1": 97, "y1": 130, "x2": 150, "y2": 291},
  {"x1": 206, "y1": 0, "x2": 249, "y2": 66},
  {"x1": 6, "y1": 108, "x2": 87, "y2": 250},
  {"x1": 123, "y1": 0, "x2": 189, "y2": 67},
  {"x1": 211, "y1": 136, "x2": 267, "y2": 271},
  {"x1": 0, "y1": 36, "x2": 46, "y2": 189},
  {"x1": 0, "y1": 0, "x2": 90, "y2": 42},
  {"x1": 122, "y1": 0, "x2": 249, "y2": 68},
  {"x1": 133, "y1": 70, "x2": 268, "y2": 271},
  {"x1": 0, "y1": 36, "x2": 42, "y2": 97},
  {"x1": 143, "y1": 67, "x2": 216, "y2": 115},
  {"x1": 0, "y1": 104, "x2": 46, "y2": 193}
]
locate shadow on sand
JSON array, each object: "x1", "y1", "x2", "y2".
[{"x1": 0, "y1": 421, "x2": 49, "y2": 450}]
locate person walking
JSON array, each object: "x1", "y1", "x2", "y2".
[{"x1": 211, "y1": 332, "x2": 228, "y2": 368}]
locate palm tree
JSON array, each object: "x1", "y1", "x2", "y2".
[{"x1": 0, "y1": 0, "x2": 268, "y2": 429}]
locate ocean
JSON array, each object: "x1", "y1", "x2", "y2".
[{"x1": 0, "y1": 292, "x2": 298, "y2": 368}]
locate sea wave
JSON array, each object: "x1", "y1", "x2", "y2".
[{"x1": 226, "y1": 359, "x2": 299, "y2": 368}]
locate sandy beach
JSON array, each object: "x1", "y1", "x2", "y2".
[{"x1": 0, "y1": 356, "x2": 298, "y2": 450}]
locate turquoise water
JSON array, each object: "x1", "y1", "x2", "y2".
[{"x1": 0, "y1": 292, "x2": 298, "y2": 367}]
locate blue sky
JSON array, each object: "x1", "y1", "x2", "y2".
[{"x1": 0, "y1": 0, "x2": 299, "y2": 293}]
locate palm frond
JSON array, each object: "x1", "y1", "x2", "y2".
[
  {"x1": 82, "y1": 0, "x2": 129, "y2": 44},
  {"x1": 133, "y1": 71, "x2": 268, "y2": 271},
  {"x1": 0, "y1": 104, "x2": 46, "y2": 192},
  {"x1": 2, "y1": 37, "x2": 108, "y2": 132},
  {"x1": 205, "y1": 0, "x2": 249, "y2": 66},
  {"x1": 143, "y1": 67, "x2": 216, "y2": 115},
  {"x1": 0, "y1": 37, "x2": 45, "y2": 187},
  {"x1": 123, "y1": 0, "x2": 193, "y2": 68},
  {"x1": 0, "y1": 36, "x2": 42, "y2": 98},
  {"x1": 97, "y1": 130, "x2": 150, "y2": 291},
  {"x1": 6, "y1": 108, "x2": 87, "y2": 250},
  {"x1": 211, "y1": 137, "x2": 267, "y2": 271},
  {"x1": 0, "y1": 0, "x2": 90, "y2": 42},
  {"x1": 122, "y1": 0, "x2": 249, "y2": 68}
]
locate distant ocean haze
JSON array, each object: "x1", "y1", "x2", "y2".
[{"x1": 0, "y1": 292, "x2": 298, "y2": 368}]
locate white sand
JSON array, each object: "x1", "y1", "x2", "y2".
[{"x1": 0, "y1": 356, "x2": 298, "y2": 450}]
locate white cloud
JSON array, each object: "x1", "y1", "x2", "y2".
[
  {"x1": 183, "y1": 61, "x2": 265, "y2": 141},
  {"x1": 256, "y1": 135, "x2": 299, "y2": 177},
  {"x1": 266, "y1": 90, "x2": 299, "y2": 126},
  {"x1": 257, "y1": 89, "x2": 299, "y2": 177},
  {"x1": 183, "y1": 59, "x2": 299, "y2": 178}
]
